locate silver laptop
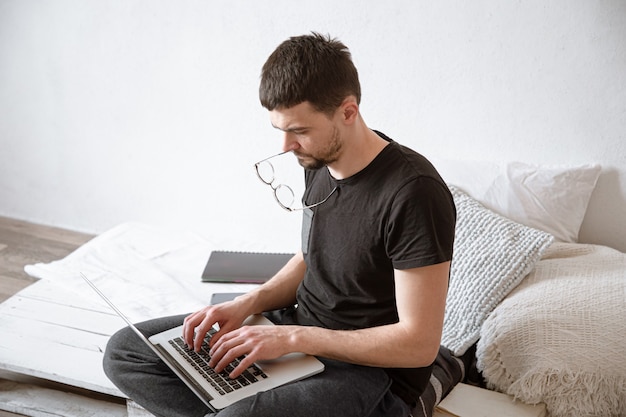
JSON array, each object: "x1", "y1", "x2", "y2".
[{"x1": 81, "y1": 273, "x2": 324, "y2": 411}]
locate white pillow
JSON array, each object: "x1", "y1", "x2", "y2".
[
  {"x1": 442, "y1": 186, "x2": 554, "y2": 356},
  {"x1": 481, "y1": 162, "x2": 601, "y2": 243}
]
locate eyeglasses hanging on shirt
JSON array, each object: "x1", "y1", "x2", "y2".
[{"x1": 254, "y1": 151, "x2": 337, "y2": 212}]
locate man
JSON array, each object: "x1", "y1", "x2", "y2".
[{"x1": 104, "y1": 33, "x2": 456, "y2": 417}]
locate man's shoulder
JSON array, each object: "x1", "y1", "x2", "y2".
[{"x1": 383, "y1": 142, "x2": 446, "y2": 187}]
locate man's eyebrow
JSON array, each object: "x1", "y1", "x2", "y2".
[{"x1": 271, "y1": 124, "x2": 309, "y2": 133}]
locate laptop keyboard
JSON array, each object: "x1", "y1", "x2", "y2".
[{"x1": 169, "y1": 329, "x2": 268, "y2": 396}]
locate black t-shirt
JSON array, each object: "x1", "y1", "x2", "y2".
[{"x1": 293, "y1": 131, "x2": 456, "y2": 404}]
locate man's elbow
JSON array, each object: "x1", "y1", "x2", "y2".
[{"x1": 407, "y1": 339, "x2": 440, "y2": 367}]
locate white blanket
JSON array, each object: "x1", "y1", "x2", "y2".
[
  {"x1": 24, "y1": 222, "x2": 258, "y2": 322},
  {"x1": 477, "y1": 242, "x2": 626, "y2": 417}
]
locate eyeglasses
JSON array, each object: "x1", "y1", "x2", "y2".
[{"x1": 254, "y1": 151, "x2": 337, "y2": 212}]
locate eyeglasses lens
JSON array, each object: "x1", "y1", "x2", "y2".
[
  {"x1": 255, "y1": 161, "x2": 275, "y2": 184},
  {"x1": 274, "y1": 184, "x2": 295, "y2": 209}
]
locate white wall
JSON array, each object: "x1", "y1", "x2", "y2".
[{"x1": 1, "y1": 0, "x2": 625, "y2": 252}]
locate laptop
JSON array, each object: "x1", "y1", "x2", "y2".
[{"x1": 80, "y1": 273, "x2": 324, "y2": 411}]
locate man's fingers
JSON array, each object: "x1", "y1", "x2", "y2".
[
  {"x1": 193, "y1": 315, "x2": 219, "y2": 351},
  {"x1": 209, "y1": 332, "x2": 249, "y2": 370},
  {"x1": 230, "y1": 355, "x2": 258, "y2": 379},
  {"x1": 182, "y1": 311, "x2": 202, "y2": 346}
]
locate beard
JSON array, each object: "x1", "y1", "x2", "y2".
[{"x1": 294, "y1": 126, "x2": 342, "y2": 170}]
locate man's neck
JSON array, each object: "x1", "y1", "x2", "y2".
[{"x1": 327, "y1": 122, "x2": 389, "y2": 180}]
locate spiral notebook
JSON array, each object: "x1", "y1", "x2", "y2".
[{"x1": 201, "y1": 251, "x2": 295, "y2": 284}]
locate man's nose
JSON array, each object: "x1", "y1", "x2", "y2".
[{"x1": 282, "y1": 132, "x2": 300, "y2": 153}]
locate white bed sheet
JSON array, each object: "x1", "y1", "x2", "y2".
[{"x1": 24, "y1": 222, "x2": 259, "y2": 323}]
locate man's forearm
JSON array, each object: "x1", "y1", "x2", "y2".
[
  {"x1": 289, "y1": 322, "x2": 440, "y2": 369},
  {"x1": 239, "y1": 251, "x2": 306, "y2": 315}
]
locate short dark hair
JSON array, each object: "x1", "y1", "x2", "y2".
[{"x1": 259, "y1": 32, "x2": 361, "y2": 115}]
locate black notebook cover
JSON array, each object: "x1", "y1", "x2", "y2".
[{"x1": 201, "y1": 251, "x2": 295, "y2": 284}]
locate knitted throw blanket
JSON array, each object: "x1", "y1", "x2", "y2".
[{"x1": 477, "y1": 242, "x2": 626, "y2": 417}]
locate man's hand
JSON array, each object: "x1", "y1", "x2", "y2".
[
  {"x1": 182, "y1": 298, "x2": 252, "y2": 352},
  {"x1": 207, "y1": 325, "x2": 297, "y2": 379}
]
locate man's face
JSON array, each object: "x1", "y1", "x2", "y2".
[{"x1": 269, "y1": 102, "x2": 343, "y2": 170}]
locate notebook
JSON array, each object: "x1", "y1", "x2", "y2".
[
  {"x1": 201, "y1": 251, "x2": 295, "y2": 284},
  {"x1": 81, "y1": 273, "x2": 324, "y2": 411}
]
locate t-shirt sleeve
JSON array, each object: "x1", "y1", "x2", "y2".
[{"x1": 386, "y1": 177, "x2": 456, "y2": 270}]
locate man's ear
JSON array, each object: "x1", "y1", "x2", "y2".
[{"x1": 340, "y1": 97, "x2": 359, "y2": 125}]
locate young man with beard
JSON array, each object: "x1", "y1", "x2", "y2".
[{"x1": 104, "y1": 32, "x2": 456, "y2": 417}]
